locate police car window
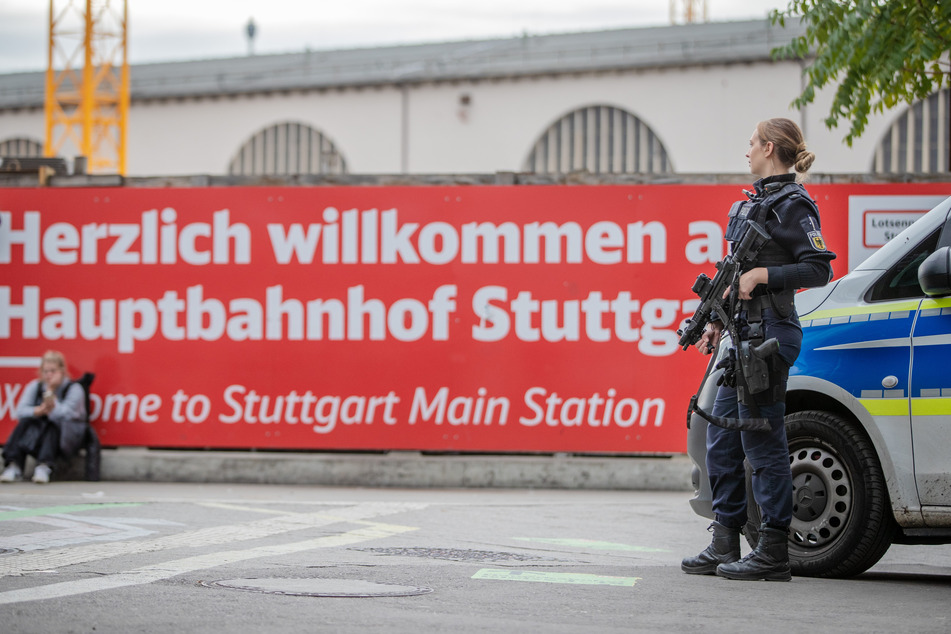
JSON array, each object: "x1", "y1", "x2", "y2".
[
  {"x1": 866, "y1": 228, "x2": 941, "y2": 302},
  {"x1": 939, "y1": 213, "x2": 951, "y2": 248}
]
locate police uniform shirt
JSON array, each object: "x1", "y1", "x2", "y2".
[{"x1": 749, "y1": 173, "x2": 836, "y2": 291}]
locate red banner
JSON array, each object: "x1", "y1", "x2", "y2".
[{"x1": 1, "y1": 183, "x2": 948, "y2": 453}]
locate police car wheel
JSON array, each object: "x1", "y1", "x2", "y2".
[{"x1": 743, "y1": 410, "x2": 896, "y2": 578}]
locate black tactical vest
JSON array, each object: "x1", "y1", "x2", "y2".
[{"x1": 725, "y1": 180, "x2": 815, "y2": 270}]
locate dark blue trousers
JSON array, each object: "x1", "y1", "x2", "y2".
[
  {"x1": 2, "y1": 417, "x2": 60, "y2": 468},
  {"x1": 705, "y1": 385, "x2": 792, "y2": 530}
]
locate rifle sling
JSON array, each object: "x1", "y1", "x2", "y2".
[
  {"x1": 692, "y1": 404, "x2": 772, "y2": 433},
  {"x1": 685, "y1": 293, "x2": 772, "y2": 433}
]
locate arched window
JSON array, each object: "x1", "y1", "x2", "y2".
[
  {"x1": 0, "y1": 137, "x2": 44, "y2": 157},
  {"x1": 524, "y1": 105, "x2": 673, "y2": 174},
  {"x1": 872, "y1": 89, "x2": 949, "y2": 173},
  {"x1": 228, "y1": 122, "x2": 348, "y2": 176}
]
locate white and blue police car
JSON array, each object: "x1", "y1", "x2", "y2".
[{"x1": 687, "y1": 195, "x2": 951, "y2": 578}]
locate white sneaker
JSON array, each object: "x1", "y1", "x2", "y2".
[
  {"x1": 0, "y1": 464, "x2": 22, "y2": 483},
  {"x1": 32, "y1": 464, "x2": 51, "y2": 484}
]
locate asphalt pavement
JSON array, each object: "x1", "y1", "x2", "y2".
[{"x1": 1, "y1": 482, "x2": 949, "y2": 633}]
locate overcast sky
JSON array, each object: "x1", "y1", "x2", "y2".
[{"x1": 0, "y1": 0, "x2": 790, "y2": 74}]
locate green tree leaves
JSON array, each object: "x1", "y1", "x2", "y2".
[{"x1": 771, "y1": 0, "x2": 951, "y2": 146}]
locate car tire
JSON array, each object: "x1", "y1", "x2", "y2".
[{"x1": 744, "y1": 410, "x2": 896, "y2": 578}]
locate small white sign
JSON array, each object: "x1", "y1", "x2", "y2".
[
  {"x1": 863, "y1": 210, "x2": 926, "y2": 248},
  {"x1": 848, "y1": 196, "x2": 949, "y2": 270}
]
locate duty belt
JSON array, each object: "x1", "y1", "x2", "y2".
[{"x1": 742, "y1": 289, "x2": 795, "y2": 322}]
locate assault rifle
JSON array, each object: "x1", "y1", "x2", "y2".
[
  {"x1": 678, "y1": 219, "x2": 778, "y2": 432},
  {"x1": 677, "y1": 220, "x2": 770, "y2": 351}
]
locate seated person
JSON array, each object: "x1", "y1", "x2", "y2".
[{"x1": 1, "y1": 350, "x2": 87, "y2": 484}]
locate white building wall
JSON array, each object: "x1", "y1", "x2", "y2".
[
  {"x1": 0, "y1": 59, "x2": 910, "y2": 177},
  {"x1": 399, "y1": 62, "x2": 899, "y2": 175},
  {"x1": 0, "y1": 110, "x2": 44, "y2": 156},
  {"x1": 803, "y1": 82, "x2": 888, "y2": 174},
  {"x1": 128, "y1": 88, "x2": 405, "y2": 175}
]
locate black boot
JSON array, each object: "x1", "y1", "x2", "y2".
[
  {"x1": 716, "y1": 524, "x2": 791, "y2": 581},
  {"x1": 681, "y1": 521, "x2": 741, "y2": 575}
]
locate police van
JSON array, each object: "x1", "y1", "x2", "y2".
[{"x1": 687, "y1": 195, "x2": 951, "y2": 578}]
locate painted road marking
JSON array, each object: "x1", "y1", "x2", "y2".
[
  {"x1": 196, "y1": 502, "x2": 294, "y2": 516},
  {"x1": 472, "y1": 569, "x2": 640, "y2": 586},
  {"x1": 0, "y1": 520, "x2": 419, "y2": 605},
  {"x1": 0, "y1": 501, "x2": 426, "y2": 579},
  {"x1": 0, "y1": 503, "x2": 142, "y2": 522},
  {"x1": 1, "y1": 514, "x2": 182, "y2": 552},
  {"x1": 197, "y1": 502, "x2": 418, "y2": 531},
  {"x1": 513, "y1": 537, "x2": 668, "y2": 553}
]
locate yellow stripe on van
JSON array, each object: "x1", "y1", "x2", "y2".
[
  {"x1": 806, "y1": 300, "x2": 921, "y2": 321},
  {"x1": 859, "y1": 398, "x2": 909, "y2": 416},
  {"x1": 920, "y1": 297, "x2": 951, "y2": 311},
  {"x1": 911, "y1": 398, "x2": 951, "y2": 416}
]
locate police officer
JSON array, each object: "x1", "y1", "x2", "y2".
[{"x1": 681, "y1": 118, "x2": 836, "y2": 581}]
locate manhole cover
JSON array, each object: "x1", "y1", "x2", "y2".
[
  {"x1": 356, "y1": 547, "x2": 551, "y2": 562},
  {"x1": 202, "y1": 577, "x2": 433, "y2": 598}
]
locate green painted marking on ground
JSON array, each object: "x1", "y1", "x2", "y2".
[
  {"x1": 513, "y1": 537, "x2": 669, "y2": 553},
  {"x1": 0, "y1": 503, "x2": 142, "y2": 521},
  {"x1": 473, "y1": 569, "x2": 640, "y2": 586}
]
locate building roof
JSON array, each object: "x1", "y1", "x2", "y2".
[{"x1": 0, "y1": 18, "x2": 803, "y2": 110}]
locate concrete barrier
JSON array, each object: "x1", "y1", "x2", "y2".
[{"x1": 54, "y1": 448, "x2": 694, "y2": 490}]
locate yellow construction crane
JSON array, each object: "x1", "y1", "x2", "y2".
[
  {"x1": 670, "y1": 0, "x2": 708, "y2": 24},
  {"x1": 45, "y1": 0, "x2": 129, "y2": 175}
]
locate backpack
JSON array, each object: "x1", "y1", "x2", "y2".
[{"x1": 75, "y1": 372, "x2": 101, "y2": 481}]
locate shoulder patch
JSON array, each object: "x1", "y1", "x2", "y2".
[{"x1": 799, "y1": 215, "x2": 827, "y2": 251}]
